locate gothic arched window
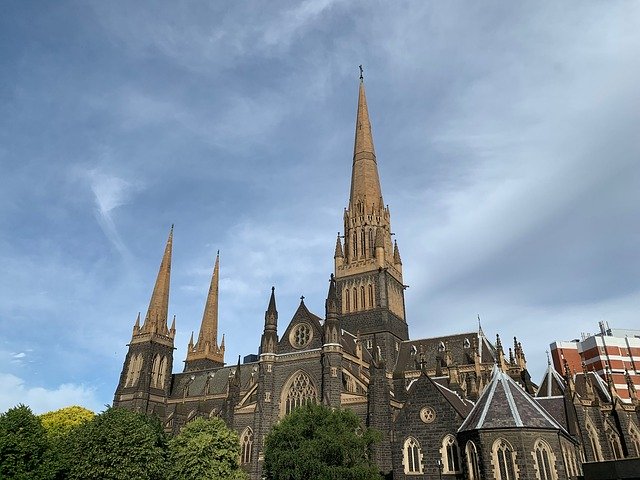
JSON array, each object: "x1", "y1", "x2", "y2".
[
  {"x1": 492, "y1": 439, "x2": 517, "y2": 480},
  {"x1": 157, "y1": 356, "x2": 167, "y2": 389},
  {"x1": 533, "y1": 439, "x2": 556, "y2": 480},
  {"x1": 240, "y1": 427, "x2": 253, "y2": 464},
  {"x1": 466, "y1": 441, "x2": 481, "y2": 480},
  {"x1": 282, "y1": 371, "x2": 317, "y2": 416},
  {"x1": 586, "y1": 420, "x2": 602, "y2": 461},
  {"x1": 353, "y1": 287, "x2": 358, "y2": 312},
  {"x1": 607, "y1": 430, "x2": 623, "y2": 460},
  {"x1": 442, "y1": 435, "x2": 461, "y2": 473},
  {"x1": 403, "y1": 437, "x2": 423, "y2": 474},
  {"x1": 368, "y1": 284, "x2": 374, "y2": 307},
  {"x1": 360, "y1": 286, "x2": 365, "y2": 309},
  {"x1": 353, "y1": 233, "x2": 357, "y2": 258},
  {"x1": 150, "y1": 354, "x2": 161, "y2": 387},
  {"x1": 361, "y1": 230, "x2": 366, "y2": 257},
  {"x1": 345, "y1": 289, "x2": 350, "y2": 313}
]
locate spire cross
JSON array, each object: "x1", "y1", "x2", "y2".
[
  {"x1": 359, "y1": 65, "x2": 363, "y2": 80},
  {"x1": 300, "y1": 295, "x2": 305, "y2": 301},
  {"x1": 545, "y1": 350, "x2": 551, "y2": 365}
]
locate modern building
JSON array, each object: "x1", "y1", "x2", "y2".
[
  {"x1": 551, "y1": 321, "x2": 640, "y2": 404},
  {"x1": 113, "y1": 76, "x2": 640, "y2": 479}
]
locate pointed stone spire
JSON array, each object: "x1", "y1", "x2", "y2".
[
  {"x1": 625, "y1": 370, "x2": 638, "y2": 405},
  {"x1": 184, "y1": 251, "x2": 225, "y2": 371},
  {"x1": 261, "y1": 287, "x2": 278, "y2": 355},
  {"x1": 350, "y1": 74, "x2": 383, "y2": 213},
  {"x1": 197, "y1": 252, "x2": 221, "y2": 349},
  {"x1": 169, "y1": 315, "x2": 176, "y2": 338},
  {"x1": 132, "y1": 312, "x2": 141, "y2": 335},
  {"x1": 334, "y1": 234, "x2": 344, "y2": 258},
  {"x1": 393, "y1": 240, "x2": 402, "y2": 265},
  {"x1": 188, "y1": 331, "x2": 194, "y2": 348},
  {"x1": 324, "y1": 274, "x2": 341, "y2": 345},
  {"x1": 141, "y1": 225, "x2": 173, "y2": 335}
]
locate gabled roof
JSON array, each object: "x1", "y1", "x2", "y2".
[
  {"x1": 536, "y1": 363, "x2": 566, "y2": 397},
  {"x1": 574, "y1": 371, "x2": 612, "y2": 403},
  {"x1": 431, "y1": 377, "x2": 475, "y2": 417},
  {"x1": 459, "y1": 366, "x2": 564, "y2": 432}
]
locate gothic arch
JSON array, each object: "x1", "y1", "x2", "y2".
[
  {"x1": 491, "y1": 438, "x2": 518, "y2": 480},
  {"x1": 629, "y1": 422, "x2": 640, "y2": 457},
  {"x1": 585, "y1": 418, "x2": 603, "y2": 461},
  {"x1": 531, "y1": 438, "x2": 557, "y2": 480},
  {"x1": 240, "y1": 427, "x2": 253, "y2": 465},
  {"x1": 440, "y1": 434, "x2": 461, "y2": 474},
  {"x1": 466, "y1": 441, "x2": 481, "y2": 480},
  {"x1": 280, "y1": 370, "x2": 318, "y2": 417},
  {"x1": 403, "y1": 436, "x2": 423, "y2": 474}
]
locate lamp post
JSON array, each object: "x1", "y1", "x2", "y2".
[{"x1": 436, "y1": 459, "x2": 443, "y2": 480}]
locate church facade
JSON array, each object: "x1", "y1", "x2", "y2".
[{"x1": 113, "y1": 77, "x2": 640, "y2": 479}]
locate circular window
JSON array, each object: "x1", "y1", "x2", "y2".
[
  {"x1": 420, "y1": 406, "x2": 436, "y2": 424},
  {"x1": 290, "y1": 323, "x2": 312, "y2": 348}
]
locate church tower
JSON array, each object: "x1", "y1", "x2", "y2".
[
  {"x1": 334, "y1": 72, "x2": 408, "y2": 368},
  {"x1": 184, "y1": 251, "x2": 225, "y2": 371},
  {"x1": 113, "y1": 226, "x2": 176, "y2": 414}
]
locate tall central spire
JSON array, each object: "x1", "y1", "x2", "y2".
[
  {"x1": 197, "y1": 251, "x2": 220, "y2": 347},
  {"x1": 350, "y1": 76, "x2": 383, "y2": 213},
  {"x1": 141, "y1": 225, "x2": 173, "y2": 335},
  {"x1": 184, "y1": 251, "x2": 225, "y2": 371}
]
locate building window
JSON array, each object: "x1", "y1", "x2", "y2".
[
  {"x1": 290, "y1": 323, "x2": 312, "y2": 348},
  {"x1": 492, "y1": 439, "x2": 517, "y2": 480},
  {"x1": 125, "y1": 354, "x2": 142, "y2": 387},
  {"x1": 629, "y1": 423, "x2": 640, "y2": 457},
  {"x1": 403, "y1": 437, "x2": 423, "y2": 474},
  {"x1": 441, "y1": 435, "x2": 461, "y2": 473},
  {"x1": 283, "y1": 371, "x2": 317, "y2": 416},
  {"x1": 360, "y1": 286, "x2": 365, "y2": 309},
  {"x1": 353, "y1": 233, "x2": 357, "y2": 258},
  {"x1": 240, "y1": 427, "x2": 253, "y2": 464},
  {"x1": 533, "y1": 439, "x2": 556, "y2": 480},
  {"x1": 361, "y1": 230, "x2": 366, "y2": 257},
  {"x1": 368, "y1": 284, "x2": 374, "y2": 307},
  {"x1": 608, "y1": 431, "x2": 623, "y2": 460},
  {"x1": 151, "y1": 354, "x2": 161, "y2": 388},
  {"x1": 353, "y1": 287, "x2": 358, "y2": 312},
  {"x1": 466, "y1": 441, "x2": 481, "y2": 480},
  {"x1": 345, "y1": 289, "x2": 350, "y2": 313},
  {"x1": 586, "y1": 421, "x2": 602, "y2": 461},
  {"x1": 157, "y1": 356, "x2": 167, "y2": 389}
]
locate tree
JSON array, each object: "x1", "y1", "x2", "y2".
[
  {"x1": 264, "y1": 404, "x2": 382, "y2": 480},
  {"x1": 0, "y1": 404, "x2": 48, "y2": 479},
  {"x1": 64, "y1": 407, "x2": 167, "y2": 480},
  {"x1": 40, "y1": 406, "x2": 94, "y2": 439},
  {"x1": 168, "y1": 416, "x2": 248, "y2": 480}
]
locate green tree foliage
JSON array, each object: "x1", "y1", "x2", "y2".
[
  {"x1": 64, "y1": 407, "x2": 167, "y2": 480},
  {"x1": 39, "y1": 406, "x2": 94, "y2": 439},
  {"x1": 168, "y1": 416, "x2": 248, "y2": 480},
  {"x1": 264, "y1": 403, "x2": 382, "y2": 480},
  {"x1": 0, "y1": 404, "x2": 48, "y2": 479}
]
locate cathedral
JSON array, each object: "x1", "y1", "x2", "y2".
[{"x1": 113, "y1": 76, "x2": 640, "y2": 479}]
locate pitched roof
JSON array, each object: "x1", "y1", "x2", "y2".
[
  {"x1": 574, "y1": 371, "x2": 612, "y2": 403},
  {"x1": 395, "y1": 331, "x2": 496, "y2": 373},
  {"x1": 459, "y1": 366, "x2": 564, "y2": 432},
  {"x1": 536, "y1": 363, "x2": 566, "y2": 397}
]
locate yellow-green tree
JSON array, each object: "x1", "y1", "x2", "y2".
[{"x1": 40, "y1": 405, "x2": 94, "y2": 439}]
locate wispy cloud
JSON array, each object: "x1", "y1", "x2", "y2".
[{"x1": 85, "y1": 168, "x2": 141, "y2": 257}]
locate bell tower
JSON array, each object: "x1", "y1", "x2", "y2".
[
  {"x1": 334, "y1": 71, "x2": 408, "y2": 368},
  {"x1": 113, "y1": 226, "x2": 176, "y2": 414}
]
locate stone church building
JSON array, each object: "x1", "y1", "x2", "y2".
[{"x1": 113, "y1": 77, "x2": 640, "y2": 479}]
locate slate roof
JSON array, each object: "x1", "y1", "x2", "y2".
[
  {"x1": 459, "y1": 366, "x2": 564, "y2": 432},
  {"x1": 535, "y1": 397, "x2": 568, "y2": 430},
  {"x1": 431, "y1": 376, "x2": 475, "y2": 417},
  {"x1": 536, "y1": 363, "x2": 566, "y2": 397},
  {"x1": 169, "y1": 361, "x2": 259, "y2": 398},
  {"x1": 394, "y1": 330, "x2": 496, "y2": 373}
]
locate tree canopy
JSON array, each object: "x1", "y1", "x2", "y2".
[
  {"x1": 168, "y1": 416, "x2": 248, "y2": 480},
  {"x1": 0, "y1": 404, "x2": 48, "y2": 479},
  {"x1": 264, "y1": 403, "x2": 382, "y2": 480},
  {"x1": 40, "y1": 405, "x2": 94, "y2": 439},
  {"x1": 64, "y1": 406, "x2": 167, "y2": 480}
]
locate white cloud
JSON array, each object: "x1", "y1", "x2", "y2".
[{"x1": 0, "y1": 373, "x2": 103, "y2": 415}]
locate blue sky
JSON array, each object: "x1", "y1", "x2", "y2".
[{"x1": 1, "y1": 1, "x2": 638, "y2": 413}]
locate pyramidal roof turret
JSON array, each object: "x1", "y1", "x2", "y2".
[
  {"x1": 349, "y1": 69, "x2": 383, "y2": 213},
  {"x1": 141, "y1": 225, "x2": 173, "y2": 335}
]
